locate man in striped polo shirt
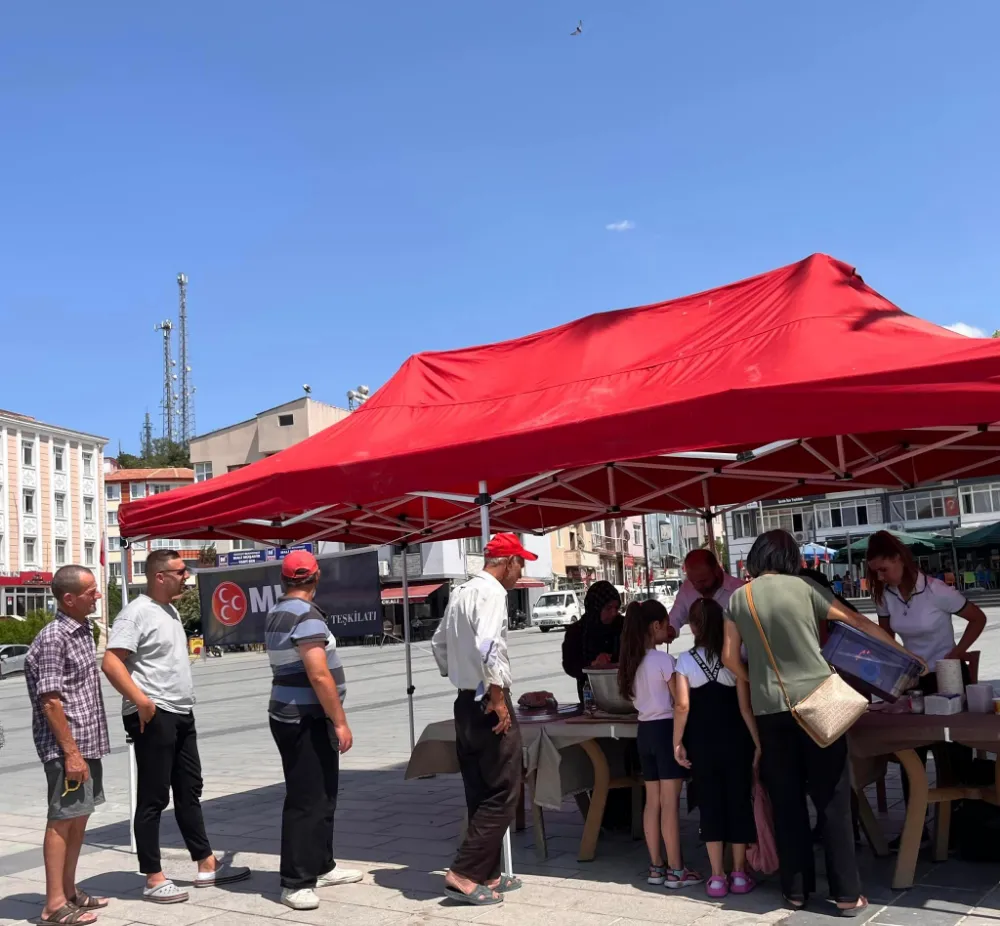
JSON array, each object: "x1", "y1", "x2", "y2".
[{"x1": 265, "y1": 551, "x2": 362, "y2": 911}]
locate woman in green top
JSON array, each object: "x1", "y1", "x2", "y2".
[{"x1": 722, "y1": 529, "x2": 912, "y2": 916}]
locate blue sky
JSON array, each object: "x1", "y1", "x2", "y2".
[{"x1": 2, "y1": 1, "x2": 998, "y2": 451}]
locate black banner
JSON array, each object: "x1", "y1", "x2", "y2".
[{"x1": 197, "y1": 549, "x2": 382, "y2": 646}]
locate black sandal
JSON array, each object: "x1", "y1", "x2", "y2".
[{"x1": 70, "y1": 890, "x2": 109, "y2": 910}]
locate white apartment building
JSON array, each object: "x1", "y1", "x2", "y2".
[{"x1": 0, "y1": 409, "x2": 107, "y2": 619}]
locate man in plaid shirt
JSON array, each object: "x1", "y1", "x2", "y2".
[{"x1": 25, "y1": 565, "x2": 110, "y2": 925}]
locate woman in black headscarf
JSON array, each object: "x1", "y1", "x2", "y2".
[{"x1": 562, "y1": 581, "x2": 623, "y2": 703}]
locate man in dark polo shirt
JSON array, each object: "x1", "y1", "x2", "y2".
[
  {"x1": 25, "y1": 565, "x2": 109, "y2": 925},
  {"x1": 266, "y1": 550, "x2": 361, "y2": 911}
]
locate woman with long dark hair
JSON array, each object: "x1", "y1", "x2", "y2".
[
  {"x1": 617, "y1": 600, "x2": 701, "y2": 890},
  {"x1": 562, "y1": 581, "x2": 622, "y2": 703},
  {"x1": 672, "y1": 598, "x2": 759, "y2": 898},
  {"x1": 722, "y1": 529, "x2": 915, "y2": 915},
  {"x1": 866, "y1": 531, "x2": 985, "y2": 680}
]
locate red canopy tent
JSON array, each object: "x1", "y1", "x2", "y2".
[{"x1": 120, "y1": 253, "x2": 1000, "y2": 548}]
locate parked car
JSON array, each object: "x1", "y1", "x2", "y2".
[
  {"x1": 532, "y1": 591, "x2": 583, "y2": 633},
  {"x1": 0, "y1": 644, "x2": 29, "y2": 678}
]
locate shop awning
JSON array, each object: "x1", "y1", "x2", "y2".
[
  {"x1": 119, "y1": 253, "x2": 1000, "y2": 547},
  {"x1": 515, "y1": 578, "x2": 547, "y2": 589},
  {"x1": 832, "y1": 531, "x2": 947, "y2": 563},
  {"x1": 381, "y1": 583, "x2": 443, "y2": 604}
]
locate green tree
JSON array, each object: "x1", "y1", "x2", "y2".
[
  {"x1": 176, "y1": 586, "x2": 202, "y2": 633},
  {"x1": 106, "y1": 582, "x2": 123, "y2": 624},
  {"x1": 116, "y1": 438, "x2": 191, "y2": 470},
  {"x1": 0, "y1": 611, "x2": 99, "y2": 645},
  {"x1": 198, "y1": 544, "x2": 217, "y2": 567}
]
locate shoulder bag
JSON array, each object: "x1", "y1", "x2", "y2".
[{"x1": 745, "y1": 582, "x2": 867, "y2": 748}]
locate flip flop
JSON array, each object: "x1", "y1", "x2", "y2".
[
  {"x1": 444, "y1": 885, "x2": 503, "y2": 905},
  {"x1": 836, "y1": 898, "x2": 869, "y2": 917},
  {"x1": 494, "y1": 875, "x2": 522, "y2": 893},
  {"x1": 69, "y1": 890, "x2": 108, "y2": 910},
  {"x1": 35, "y1": 903, "x2": 97, "y2": 925}
]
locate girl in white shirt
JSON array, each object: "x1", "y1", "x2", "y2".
[
  {"x1": 617, "y1": 600, "x2": 702, "y2": 890},
  {"x1": 673, "y1": 598, "x2": 760, "y2": 899}
]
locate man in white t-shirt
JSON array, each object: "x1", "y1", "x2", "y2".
[{"x1": 668, "y1": 549, "x2": 745, "y2": 633}]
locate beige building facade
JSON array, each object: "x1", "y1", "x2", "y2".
[
  {"x1": 189, "y1": 397, "x2": 349, "y2": 555},
  {"x1": 105, "y1": 467, "x2": 199, "y2": 588},
  {"x1": 0, "y1": 409, "x2": 107, "y2": 619}
]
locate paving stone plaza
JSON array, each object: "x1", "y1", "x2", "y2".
[{"x1": 2, "y1": 623, "x2": 1000, "y2": 926}]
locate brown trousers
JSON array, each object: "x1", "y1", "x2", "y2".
[{"x1": 451, "y1": 690, "x2": 523, "y2": 884}]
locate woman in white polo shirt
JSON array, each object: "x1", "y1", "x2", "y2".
[
  {"x1": 866, "y1": 530, "x2": 988, "y2": 847},
  {"x1": 866, "y1": 531, "x2": 986, "y2": 682}
]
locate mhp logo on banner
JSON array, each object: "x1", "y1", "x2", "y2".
[{"x1": 197, "y1": 548, "x2": 382, "y2": 645}]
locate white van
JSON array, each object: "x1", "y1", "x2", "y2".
[{"x1": 532, "y1": 591, "x2": 583, "y2": 632}]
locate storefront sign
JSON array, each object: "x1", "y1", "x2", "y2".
[
  {"x1": 215, "y1": 543, "x2": 314, "y2": 567},
  {"x1": 0, "y1": 571, "x2": 54, "y2": 586},
  {"x1": 197, "y1": 549, "x2": 381, "y2": 645}
]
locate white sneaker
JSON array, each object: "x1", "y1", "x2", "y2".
[
  {"x1": 281, "y1": 888, "x2": 320, "y2": 910},
  {"x1": 316, "y1": 867, "x2": 364, "y2": 887}
]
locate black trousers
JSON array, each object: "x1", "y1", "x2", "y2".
[
  {"x1": 270, "y1": 716, "x2": 340, "y2": 890},
  {"x1": 757, "y1": 712, "x2": 861, "y2": 902},
  {"x1": 452, "y1": 691, "x2": 523, "y2": 885},
  {"x1": 124, "y1": 709, "x2": 212, "y2": 875},
  {"x1": 691, "y1": 751, "x2": 756, "y2": 845}
]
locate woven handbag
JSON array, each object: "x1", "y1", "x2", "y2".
[{"x1": 745, "y1": 583, "x2": 867, "y2": 748}]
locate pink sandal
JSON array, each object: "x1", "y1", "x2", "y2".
[
  {"x1": 706, "y1": 875, "x2": 729, "y2": 898},
  {"x1": 730, "y1": 871, "x2": 756, "y2": 895}
]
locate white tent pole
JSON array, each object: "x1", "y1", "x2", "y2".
[
  {"x1": 478, "y1": 480, "x2": 514, "y2": 880},
  {"x1": 402, "y1": 544, "x2": 415, "y2": 751},
  {"x1": 119, "y1": 547, "x2": 138, "y2": 856}
]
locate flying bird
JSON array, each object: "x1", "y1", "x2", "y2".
[{"x1": 570, "y1": 20, "x2": 582, "y2": 36}]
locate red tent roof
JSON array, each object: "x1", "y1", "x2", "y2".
[{"x1": 120, "y1": 254, "x2": 1000, "y2": 546}]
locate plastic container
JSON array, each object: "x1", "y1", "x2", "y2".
[
  {"x1": 582, "y1": 679, "x2": 596, "y2": 715},
  {"x1": 821, "y1": 622, "x2": 922, "y2": 703}
]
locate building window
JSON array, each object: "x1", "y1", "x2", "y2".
[
  {"x1": 731, "y1": 509, "x2": 759, "y2": 540},
  {"x1": 107, "y1": 509, "x2": 118, "y2": 526},
  {"x1": 53, "y1": 446, "x2": 64, "y2": 472},
  {"x1": 465, "y1": 536, "x2": 483, "y2": 555},
  {"x1": 890, "y1": 488, "x2": 959, "y2": 523},
  {"x1": 24, "y1": 537, "x2": 36, "y2": 563},
  {"x1": 278, "y1": 414, "x2": 294, "y2": 427},
  {"x1": 762, "y1": 507, "x2": 813, "y2": 535},
  {"x1": 55, "y1": 493, "x2": 66, "y2": 519},
  {"x1": 83, "y1": 497, "x2": 94, "y2": 522},
  {"x1": 84, "y1": 541, "x2": 95, "y2": 566},
  {"x1": 556, "y1": 531, "x2": 563, "y2": 549},
  {"x1": 22, "y1": 441, "x2": 33, "y2": 467},
  {"x1": 194, "y1": 462, "x2": 213, "y2": 482},
  {"x1": 23, "y1": 489, "x2": 35, "y2": 515},
  {"x1": 150, "y1": 538, "x2": 180, "y2": 550},
  {"x1": 107, "y1": 536, "x2": 122, "y2": 552},
  {"x1": 814, "y1": 499, "x2": 882, "y2": 531},
  {"x1": 231, "y1": 539, "x2": 256, "y2": 551},
  {"x1": 960, "y1": 482, "x2": 1000, "y2": 517},
  {"x1": 106, "y1": 483, "x2": 121, "y2": 501},
  {"x1": 82, "y1": 452, "x2": 94, "y2": 477},
  {"x1": 149, "y1": 484, "x2": 173, "y2": 495},
  {"x1": 227, "y1": 464, "x2": 247, "y2": 473},
  {"x1": 108, "y1": 562, "x2": 122, "y2": 580},
  {"x1": 131, "y1": 541, "x2": 147, "y2": 551},
  {"x1": 134, "y1": 560, "x2": 146, "y2": 578},
  {"x1": 55, "y1": 539, "x2": 67, "y2": 566},
  {"x1": 130, "y1": 482, "x2": 146, "y2": 499}
]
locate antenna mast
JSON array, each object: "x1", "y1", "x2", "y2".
[
  {"x1": 177, "y1": 273, "x2": 195, "y2": 442},
  {"x1": 154, "y1": 319, "x2": 176, "y2": 442}
]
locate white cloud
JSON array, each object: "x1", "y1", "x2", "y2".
[
  {"x1": 945, "y1": 322, "x2": 988, "y2": 338},
  {"x1": 605, "y1": 220, "x2": 635, "y2": 232}
]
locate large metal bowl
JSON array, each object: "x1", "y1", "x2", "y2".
[{"x1": 582, "y1": 667, "x2": 635, "y2": 715}]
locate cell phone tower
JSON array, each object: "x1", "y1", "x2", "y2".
[
  {"x1": 154, "y1": 319, "x2": 176, "y2": 442},
  {"x1": 177, "y1": 272, "x2": 196, "y2": 443}
]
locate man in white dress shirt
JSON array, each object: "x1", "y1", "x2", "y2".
[
  {"x1": 431, "y1": 533, "x2": 536, "y2": 905},
  {"x1": 669, "y1": 548, "x2": 745, "y2": 633}
]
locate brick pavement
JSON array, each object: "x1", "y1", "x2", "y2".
[{"x1": 1, "y1": 619, "x2": 999, "y2": 926}]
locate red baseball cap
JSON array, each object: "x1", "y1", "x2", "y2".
[
  {"x1": 281, "y1": 550, "x2": 320, "y2": 579},
  {"x1": 484, "y1": 532, "x2": 538, "y2": 561}
]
